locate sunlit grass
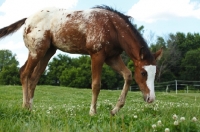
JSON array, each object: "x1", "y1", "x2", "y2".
[{"x1": 0, "y1": 85, "x2": 199, "y2": 131}]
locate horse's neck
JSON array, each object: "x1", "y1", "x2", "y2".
[{"x1": 118, "y1": 30, "x2": 141, "y2": 61}]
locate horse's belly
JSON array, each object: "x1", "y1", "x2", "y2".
[{"x1": 52, "y1": 36, "x2": 88, "y2": 54}]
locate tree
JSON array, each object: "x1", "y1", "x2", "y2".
[
  {"x1": 165, "y1": 32, "x2": 200, "y2": 80},
  {"x1": 60, "y1": 56, "x2": 91, "y2": 88},
  {"x1": 52, "y1": 54, "x2": 125, "y2": 89},
  {"x1": 0, "y1": 64, "x2": 20, "y2": 85},
  {"x1": 151, "y1": 34, "x2": 181, "y2": 82},
  {"x1": 0, "y1": 50, "x2": 20, "y2": 85},
  {"x1": 38, "y1": 70, "x2": 48, "y2": 85},
  {"x1": 177, "y1": 33, "x2": 200, "y2": 57},
  {"x1": 46, "y1": 54, "x2": 73, "y2": 85},
  {"x1": 150, "y1": 36, "x2": 166, "y2": 52},
  {"x1": 101, "y1": 65, "x2": 118, "y2": 89},
  {"x1": 0, "y1": 50, "x2": 19, "y2": 71},
  {"x1": 180, "y1": 48, "x2": 200, "y2": 80}
]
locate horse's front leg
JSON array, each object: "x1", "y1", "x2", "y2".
[
  {"x1": 105, "y1": 55, "x2": 132, "y2": 115},
  {"x1": 89, "y1": 54, "x2": 104, "y2": 116}
]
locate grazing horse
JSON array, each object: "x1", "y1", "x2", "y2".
[{"x1": 0, "y1": 5, "x2": 162, "y2": 115}]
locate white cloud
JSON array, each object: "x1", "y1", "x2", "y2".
[{"x1": 128, "y1": 0, "x2": 200, "y2": 23}]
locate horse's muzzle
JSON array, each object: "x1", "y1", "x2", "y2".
[{"x1": 143, "y1": 94, "x2": 155, "y2": 103}]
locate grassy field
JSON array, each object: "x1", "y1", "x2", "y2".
[{"x1": 0, "y1": 85, "x2": 199, "y2": 132}]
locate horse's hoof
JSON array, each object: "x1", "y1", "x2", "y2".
[
  {"x1": 110, "y1": 110, "x2": 116, "y2": 116},
  {"x1": 89, "y1": 111, "x2": 96, "y2": 116},
  {"x1": 22, "y1": 103, "x2": 32, "y2": 111}
]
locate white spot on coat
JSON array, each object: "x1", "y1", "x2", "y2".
[{"x1": 93, "y1": 44, "x2": 102, "y2": 51}]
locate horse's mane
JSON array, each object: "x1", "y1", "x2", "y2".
[{"x1": 93, "y1": 5, "x2": 149, "y2": 50}]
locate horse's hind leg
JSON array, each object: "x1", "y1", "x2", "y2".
[
  {"x1": 105, "y1": 55, "x2": 132, "y2": 115},
  {"x1": 20, "y1": 43, "x2": 56, "y2": 109},
  {"x1": 20, "y1": 53, "x2": 42, "y2": 109},
  {"x1": 29, "y1": 46, "x2": 56, "y2": 90},
  {"x1": 25, "y1": 46, "x2": 57, "y2": 108}
]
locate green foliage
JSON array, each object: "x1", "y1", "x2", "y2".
[
  {"x1": 150, "y1": 36, "x2": 166, "y2": 52},
  {"x1": 181, "y1": 48, "x2": 200, "y2": 80},
  {"x1": 0, "y1": 49, "x2": 19, "y2": 71},
  {"x1": 121, "y1": 51, "x2": 131, "y2": 65},
  {"x1": 0, "y1": 50, "x2": 20, "y2": 85},
  {"x1": 159, "y1": 71, "x2": 176, "y2": 82},
  {"x1": 177, "y1": 32, "x2": 200, "y2": 57},
  {"x1": 0, "y1": 86, "x2": 200, "y2": 131},
  {"x1": 38, "y1": 70, "x2": 48, "y2": 85},
  {"x1": 101, "y1": 65, "x2": 118, "y2": 89},
  {"x1": 59, "y1": 55, "x2": 91, "y2": 88},
  {"x1": 49, "y1": 54, "x2": 125, "y2": 89},
  {"x1": 46, "y1": 54, "x2": 73, "y2": 85},
  {"x1": 127, "y1": 60, "x2": 137, "y2": 85},
  {"x1": 0, "y1": 64, "x2": 20, "y2": 85},
  {"x1": 150, "y1": 32, "x2": 200, "y2": 82}
]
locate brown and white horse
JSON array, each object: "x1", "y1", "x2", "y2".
[{"x1": 0, "y1": 5, "x2": 162, "y2": 115}]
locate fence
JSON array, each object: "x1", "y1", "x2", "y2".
[{"x1": 130, "y1": 80, "x2": 200, "y2": 93}]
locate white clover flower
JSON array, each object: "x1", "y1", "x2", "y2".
[
  {"x1": 157, "y1": 120, "x2": 162, "y2": 126},
  {"x1": 49, "y1": 107, "x2": 53, "y2": 111},
  {"x1": 46, "y1": 110, "x2": 50, "y2": 114},
  {"x1": 133, "y1": 115, "x2": 137, "y2": 119},
  {"x1": 192, "y1": 117, "x2": 197, "y2": 122},
  {"x1": 152, "y1": 124, "x2": 156, "y2": 129},
  {"x1": 153, "y1": 107, "x2": 158, "y2": 111},
  {"x1": 180, "y1": 117, "x2": 185, "y2": 122},
  {"x1": 165, "y1": 128, "x2": 170, "y2": 132},
  {"x1": 174, "y1": 120, "x2": 179, "y2": 126},
  {"x1": 173, "y1": 114, "x2": 178, "y2": 120}
]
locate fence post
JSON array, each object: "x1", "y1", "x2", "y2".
[
  {"x1": 166, "y1": 85, "x2": 169, "y2": 93},
  {"x1": 175, "y1": 80, "x2": 177, "y2": 94}
]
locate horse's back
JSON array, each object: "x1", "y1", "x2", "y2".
[{"x1": 23, "y1": 7, "x2": 120, "y2": 55}]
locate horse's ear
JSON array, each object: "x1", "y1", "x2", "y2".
[
  {"x1": 153, "y1": 47, "x2": 163, "y2": 60},
  {"x1": 140, "y1": 46, "x2": 145, "y2": 60}
]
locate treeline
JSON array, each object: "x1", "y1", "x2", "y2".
[{"x1": 0, "y1": 32, "x2": 200, "y2": 89}]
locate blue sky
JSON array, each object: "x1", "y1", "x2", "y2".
[{"x1": 0, "y1": 0, "x2": 200, "y2": 66}]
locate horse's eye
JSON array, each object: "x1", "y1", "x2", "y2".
[{"x1": 141, "y1": 71, "x2": 147, "y2": 76}]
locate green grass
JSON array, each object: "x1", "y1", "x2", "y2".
[{"x1": 0, "y1": 85, "x2": 200, "y2": 132}]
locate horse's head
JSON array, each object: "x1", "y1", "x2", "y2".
[{"x1": 134, "y1": 47, "x2": 163, "y2": 103}]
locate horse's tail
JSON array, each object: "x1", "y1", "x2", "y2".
[{"x1": 0, "y1": 18, "x2": 27, "y2": 39}]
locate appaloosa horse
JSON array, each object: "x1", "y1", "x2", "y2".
[{"x1": 0, "y1": 5, "x2": 162, "y2": 115}]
